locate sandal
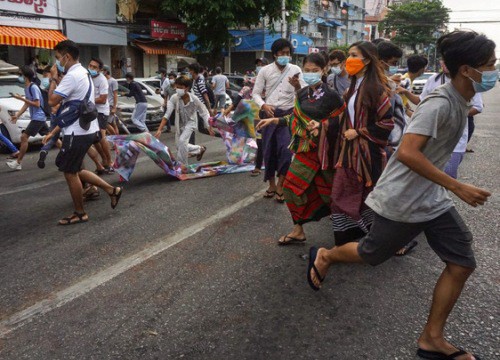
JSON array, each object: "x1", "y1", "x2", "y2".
[
  {"x1": 307, "y1": 247, "x2": 324, "y2": 291},
  {"x1": 275, "y1": 192, "x2": 285, "y2": 203},
  {"x1": 278, "y1": 234, "x2": 307, "y2": 246},
  {"x1": 83, "y1": 186, "x2": 100, "y2": 201},
  {"x1": 250, "y1": 169, "x2": 261, "y2": 177},
  {"x1": 196, "y1": 146, "x2": 207, "y2": 161},
  {"x1": 263, "y1": 190, "x2": 276, "y2": 198},
  {"x1": 58, "y1": 212, "x2": 88, "y2": 225},
  {"x1": 109, "y1": 187, "x2": 123, "y2": 209},
  {"x1": 417, "y1": 348, "x2": 481, "y2": 360}
]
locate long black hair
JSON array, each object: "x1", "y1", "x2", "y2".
[{"x1": 345, "y1": 41, "x2": 389, "y2": 117}]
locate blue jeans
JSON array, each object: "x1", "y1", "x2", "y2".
[
  {"x1": 0, "y1": 132, "x2": 18, "y2": 154},
  {"x1": 41, "y1": 116, "x2": 58, "y2": 151}
]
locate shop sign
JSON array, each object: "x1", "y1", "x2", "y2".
[
  {"x1": 150, "y1": 20, "x2": 187, "y2": 41},
  {"x1": 0, "y1": 0, "x2": 59, "y2": 29}
]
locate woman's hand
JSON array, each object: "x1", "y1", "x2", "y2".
[
  {"x1": 307, "y1": 120, "x2": 320, "y2": 132},
  {"x1": 344, "y1": 129, "x2": 358, "y2": 141}
]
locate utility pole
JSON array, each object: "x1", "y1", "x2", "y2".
[{"x1": 281, "y1": 0, "x2": 287, "y2": 39}]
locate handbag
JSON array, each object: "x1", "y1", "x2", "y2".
[{"x1": 55, "y1": 75, "x2": 97, "y2": 130}]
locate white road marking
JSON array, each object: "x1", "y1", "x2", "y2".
[{"x1": 0, "y1": 189, "x2": 265, "y2": 338}]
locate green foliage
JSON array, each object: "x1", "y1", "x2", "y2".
[
  {"x1": 160, "y1": 0, "x2": 304, "y2": 54},
  {"x1": 380, "y1": 0, "x2": 450, "y2": 48}
]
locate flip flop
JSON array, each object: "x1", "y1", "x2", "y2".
[
  {"x1": 275, "y1": 192, "x2": 285, "y2": 203},
  {"x1": 196, "y1": 146, "x2": 207, "y2": 161},
  {"x1": 58, "y1": 212, "x2": 88, "y2": 226},
  {"x1": 250, "y1": 169, "x2": 261, "y2": 177},
  {"x1": 417, "y1": 348, "x2": 481, "y2": 360},
  {"x1": 263, "y1": 190, "x2": 276, "y2": 198},
  {"x1": 307, "y1": 247, "x2": 324, "y2": 291},
  {"x1": 278, "y1": 234, "x2": 307, "y2": 246},
  {"x1": 395, "y1": 239, "x2": 418, "y2": 256}
]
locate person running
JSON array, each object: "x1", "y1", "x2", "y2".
[
  {"x1": 327, "y1": 41, "x2": 394, "y2": 246},
  {"x1": 327, "y1": 49, "x2": 350, "y2": 97},
  {"x1": 256, "y1": 53, "x2": 345, "y2": 245},
  {"x1": 403, "y1": 60, "x2": 483, "y2": 180},
  {"x1": 160, "y1": 72, "x2": 177, "y2": 133},
  {"x1": 307, "y1": 30, "x2": 495, "y2": 360},
  {"x1": 211, "y1": 67, "x2": 229, "y2": 113},
  {"x1": 103, "y1": 65, "x2": 119, "y2": 135},
  {"x1": 253, "y1": 38, "x2": 307, "y2": 203},
  {"x1": 223, "y1": 77, "x2": 264, "y2": 177},
  {"x1": 43, "y1": 40, "x2": 123, "y2": 225},
  {"x1": 7, "y1": 66, "x2": 49, "y2": 171},
  {"x1": 154, "y1": 75, "x2": 215, "y2": 164},
  {"x1": 123, "y1": 72, "x2": 149, "y2": 132},
  {"x1": 89, "y1": 57, "x2": 113, "y2": 174}
]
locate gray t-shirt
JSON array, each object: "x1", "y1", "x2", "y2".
[
  {"x1": 107, "y1": 77, "x2": 118, "y2": 107},
  {"x1": 211, "y1": 74, "x2": 228, "y2": 95},
  {"x1": 327, "y1": 73, "x2": 350, "y2": 98},
  {"x1": 365, "y1": 82, "x2": 471, "y2": 223}
]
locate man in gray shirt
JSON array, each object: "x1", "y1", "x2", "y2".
[
  {"x1": 211, "y1": 67, "x2": 229, "y2": 112},
  {"x1": 306, "y1": 31, "x2": 496, "y2": 360}
]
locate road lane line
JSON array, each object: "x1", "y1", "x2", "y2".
[{"x1": 0, "y1": 189, "x2": 265, "y2": 338}]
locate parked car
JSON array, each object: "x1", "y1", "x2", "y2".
[
  {"x1": 116, "y1": 78, "x2": 164, "y2": 132},
  {"x1": 412, "y1": 72, "x2": 437, "y2": 94},
  {"x1": 0, "y1": 74, "x2": 50, "y2": 152}
]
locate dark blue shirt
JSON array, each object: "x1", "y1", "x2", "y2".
[{"x1": 125, "y1": 81, "x2": 147, "y2": 103}]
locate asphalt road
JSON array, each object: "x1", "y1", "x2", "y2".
[{"x1": 0, "y1": 87, "x2": 499, "y2": 360}]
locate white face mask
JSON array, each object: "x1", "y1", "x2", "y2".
[{"x1": 176, "y1": 89, "x2": 186, "y2": 97}]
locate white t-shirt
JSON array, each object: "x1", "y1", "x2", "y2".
[
  {"x1": 107, "y1": 77, "x2": 118, "y2": 107},
  {"x1": 55, "y1": 63, "x2": 99, "y2": 136},
  {"x1": 92, "y1": 73, "x2": 109, "y2": 115},
  {"x1": 348, "y1": 77, "x2": 364, "y2": 127}
]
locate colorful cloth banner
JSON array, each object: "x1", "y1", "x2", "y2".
[{"x1": 108, "y1": 130, "x2": 256, "y2": 182}]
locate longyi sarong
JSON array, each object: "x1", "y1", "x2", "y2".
[
  {"x1": 283, "y1": 151, "x2": 333, "y2": 225},
  {"x1": 261, "y1": 108, "x2": 293, "y2": 182}
]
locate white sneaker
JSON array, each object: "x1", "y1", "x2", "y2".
[{"x1": 6, "y1": 159, "x2": 22, "y2": 170}]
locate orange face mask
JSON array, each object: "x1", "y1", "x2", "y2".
[{"x1": 345, "y1": 58, "x2": 366, "y2": 76}]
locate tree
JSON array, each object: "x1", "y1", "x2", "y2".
[
  {"x1": 160, "y1": 0, "x2": 303, "y2": 55},
  {"x1": 379, "y1": 0, "x2": 450, "y2": 52}
]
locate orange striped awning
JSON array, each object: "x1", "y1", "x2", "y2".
[
  {"x1": 135, "y1": 42, "x2": 191, "y2": 56},
  {"x1": 0, "y1": 26, "x2": 67, "y2": 49}
]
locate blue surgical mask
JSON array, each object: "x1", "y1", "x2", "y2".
[
  {"x1": 88, "y1": 69, "x2": 98, "y2": 77},
  {"x1": 303, "y1": 72, "x2": 322, "y2": 86},
  {"x1": 276, "y1": 56, "x2": 290, "y2": 66},
  {"x1": 330, "y1": 66, "x2": 342, "y2": 75},
  {"x1": 256, "y1": 66, "x2": 262, "y2": 74},
  {"x1": 41, "y1": 78, "x2": 50, "y2": 89},
  {"x1": 18, "y1": 75, "x2": 25, "y2": 83},
  {"x1": 387, "y1": 66, "x2": 398, "y2": 75},
  {"x1": 56, "y1": 59, "x2": 65, "y2": 73},
  {"x1": 469, "y1": 68, "x2": 498, "y2": 93}
]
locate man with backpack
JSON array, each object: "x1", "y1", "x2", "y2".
[
  {"x1": 42, "y1": 40, "x2": 122, "y2": 225},
  {"x1": 7, "y1": 65, "x2": 49, "y2": 171}
]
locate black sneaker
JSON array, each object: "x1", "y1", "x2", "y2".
[{"x1": 37, "y1": 150, "x2": 47, "y2": 169}]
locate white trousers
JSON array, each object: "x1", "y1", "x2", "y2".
[{"x1": 176, "y1": 123, "x2": 201, "y2": 164}]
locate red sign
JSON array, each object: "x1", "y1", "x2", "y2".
[{"x1": 151, "y1": 20, "x2": 187, "y2": 41}]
